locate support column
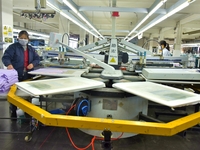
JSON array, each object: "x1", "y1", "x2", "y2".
[
  {"x1": 159, "y1": 32, "x2": 164, "y2": 42},
  {"x1": 111, "y1": 17, "x2": 116, "y2": 38},
  {"x1": 94, "y1": 37, "x2": 98, "y2": 42},
  {"x1": 79, "y1": 28, "x2": 86, "y2": 47},
  {"x1": 148, "y1": 34, "x2": 154, "y2": 53},
  {"x1": 89, "y1": 33, "x2": 93, "y2": 44},
  {"x1": 0, "y1": 0, "x2": 13, "y2": 68},
  {"x1": 59, "y1": 15, "x2": 70, "y2": 46},
  {"x1": 173, "y1": 22, "x2": 182, "y2": 57}
]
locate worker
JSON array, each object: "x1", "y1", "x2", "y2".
[
  {"x1": 159, "y1": 40, "x2": 171, "y2": 56},
  {"x1": 2, "y1": 30, "x2": 40, "y2": 119}
]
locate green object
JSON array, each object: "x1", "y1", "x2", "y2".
[
  {"x1": 17, "y1": 115, "x2": 26, "y2": 124},
  {"x1": 95, "y1": 42, "x2": 99, "y2": 46}
]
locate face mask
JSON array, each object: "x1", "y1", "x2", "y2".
[{"x1": 18, "y1": 39, "x2": 28, "y2": 46}]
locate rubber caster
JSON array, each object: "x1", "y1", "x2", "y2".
[{"x1": 24, "y1": 135, "x2": 32, "y2": 142}]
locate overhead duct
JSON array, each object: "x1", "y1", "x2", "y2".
[{"x1": 183, "y1": 30, "x2": 200, "y2": 35}]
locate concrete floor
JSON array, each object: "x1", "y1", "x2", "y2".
[{"x1": 0, "y1": 101, "x2": 200, "y2": 150}]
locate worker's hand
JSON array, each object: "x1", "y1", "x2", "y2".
[
  {"x1": 7, "y1": 64, "x2": 14, "y2": 69},
  {"x1": 27, "y1": 63, "x2": 34, "y2": 70}
]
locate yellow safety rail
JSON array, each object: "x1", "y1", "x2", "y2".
[{"x1": 7, "y1": 85, "x2": 200, "y2": 136}]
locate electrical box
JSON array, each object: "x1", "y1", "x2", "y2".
[{"x1": 35, "y1": 0, "x2": 46, "y2": 9}]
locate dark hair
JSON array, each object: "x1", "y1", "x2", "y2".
[
  {"x1": 18, "y1": 30, "x2": 29, "y2": 39},
  {"x1": 166, "y1": 43, "x2": 170, "y2": 51},
  {"x1": 160, "y1": 40, "x2": 166, "y2": 47}
]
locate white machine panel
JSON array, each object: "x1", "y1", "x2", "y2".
[
  {"x1": 15, "y1": 77, "x2": 105, "y2": 96},
  {"x1": 48, "y1": 32, "x2": 62, "y2": 48},
  {"x1": 108, "y1": 39, "x2": 118, "y2": 65},
  {"x1": 113, "y1": 82, "x2": 200, "y2": 107},
  {"x1": 28, "y1": 68, "x2": 88, "y2": 77},
  {"x1": 142, "y1": 68, "x2": 200, "y2": 80}
]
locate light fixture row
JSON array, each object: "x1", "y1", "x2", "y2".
[
  {"x1": 124, "y1": 0, "x2": 167, "y2": 40},
  {"x1": 62, "y1": 0, "x2": 104, "y2": 39},
  {"x1": 13, "y1": 29, "x2": 49, "y2": 38},
  {"x1": 126, "y1": 0, "x2": 196, "y2": 41},
  {"x1": 47, "y1": 0, "x2": 103, "y2": 40}
]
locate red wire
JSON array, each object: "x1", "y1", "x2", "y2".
[
  {"x1": 39, "y1": 105, "x2": 76, "y2": 149},
  {"x1": 91, "y1": 136, "x2": 96, "y2": 150},
  {"x1": 66, "y1": 127, "x2": 94, "y2": 150},
  {"x1": 66, "y1": 104, "x2": 123, "y2": 150},
  {"x1": 39, "y1": 105, "x2": 124, "y2": 150},
  {"x1": 66, "y1": 104, "x2": 76, "y2": 115},
  {"x1": 66, "y1": 104, "x2": 94, "y2": 150},
  {"x1": 111, "y1": 132, "x2": 124, "y2": 140},
  {"x1": 39, "y1": 127, "x2": 56, "y2": 149}
]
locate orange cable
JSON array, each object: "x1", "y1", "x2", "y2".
[
  {"x1": 66, "y1": 104, "x2": 94, "y2": 150},
  {"x1": 66, "y1": 104, "x2": 123, "y2": 150},
  {"x1": 66, "y1": 127, "x2": 93, "y2": 150}
]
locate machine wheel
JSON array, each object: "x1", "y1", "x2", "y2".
[{"x1": 24, "y1": 134, "x2": 32, "y2": 142}]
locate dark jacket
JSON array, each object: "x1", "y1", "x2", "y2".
[{"x1": 2, "y1": 42, "x2": 40, "y2": 81}]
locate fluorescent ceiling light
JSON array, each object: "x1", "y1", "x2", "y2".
[
  {"x1": 60, "y1": 11, "x2": 99, "y2": 38},
  {"x1": 47, "y1": 1, "x2": 61, "y2": 13},
  {"x1": 13, "y1": 29, "x2": 49, "y2": 38},
  {"x1": 166, "y1": 1, "x2": 189, "y2": 17},
  {"x1": 63, "y1": 0, "x2": 104, "y2": 39},
  {"x1": 77, "y1": 13, "x2": 104, "y2": 39},
  {"x1": 124, "y1": 0, "x2": 167, "y2": 40},
  {"x1": 29, "y1": 32, "x2": 49, "y2": 38},
  {"x1": 63, "y1": 0, "x2": 78, "y2": 13},
  {"x1": 127, "y1": 0, "x2": 194, "y2": 41},
  {"x1": 47, "y1": 1, "x2": 100, "y2": 39},
  {"x1": 182, "y1": 43, "x2": 199, "y2": 47},
  {"x1": 13, "y1": 29, "x2": 21, "y2": 32}
]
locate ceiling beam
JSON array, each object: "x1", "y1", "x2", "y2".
[
  {"x1": 180, "y1": 14, "x2": 200, "y2": 25},
  {"x1": 182, "y1": 23, "x2": 200, "y2": 29},
  {"x1": 79, "y1": 6, "x2": 166, "y2": 14},
  {"x1": 160, "y1": 27, "x2": 173, "y2": 33},
  {"x1": 13, "y1": 0, "x2": 35, "y2": 10},
  {"x1": 183, "y1": 30, "x2": 200, "y2": 35}
]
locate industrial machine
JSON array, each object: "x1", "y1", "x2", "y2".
[{"x1": 6, "y1": 33, "x2": 200, "y2": 149}]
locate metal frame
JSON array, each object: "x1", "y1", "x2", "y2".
[
  {"x1": 58, "y1": 42, "x2": 116, "y2": 74},
  {"x1": 120, "y1": 39, "x2": 152, "y2": 55},
  {"x1": 7, "y1": 85, "x2": 200, "y2": 136}
]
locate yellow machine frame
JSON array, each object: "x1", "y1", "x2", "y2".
[{"x1": 7, "y1": 85, "x2": 200, "y2": 136}]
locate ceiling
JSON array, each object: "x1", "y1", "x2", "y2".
[{"x1": 12, "y1": 0, "x2": 200, "y2": 42}]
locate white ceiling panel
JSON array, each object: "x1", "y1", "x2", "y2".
[{"x1": 12, "y1": 0, "x2": 200, "y2": 41}]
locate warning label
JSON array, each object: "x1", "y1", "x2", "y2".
[
  {"x1": 110, "y1": 57, "x2": 116, "y2": 63},
  {"x1": 3, "y1": 25, "x2": 13, "y2": 37}
]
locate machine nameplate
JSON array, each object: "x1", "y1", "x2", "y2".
[{"x1": 103, "y1": 99, "x2": 118, "y2": 110}]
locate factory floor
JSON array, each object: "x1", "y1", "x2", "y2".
[{"x1": 0, "y1": 101, "x2": 200, "y2": 150}]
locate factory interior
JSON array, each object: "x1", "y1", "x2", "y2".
[{"x1": 1, "y1": 0, "x2": 200, "y2": 150}]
